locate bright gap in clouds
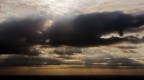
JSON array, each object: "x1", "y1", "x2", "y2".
[{"x1": 42, "y1": 0, "x2": 112, "y2": 16}]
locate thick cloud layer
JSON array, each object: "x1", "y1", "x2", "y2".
[
  {"x1": 0, "y1": 17, "x2": 46, "y2": 53},
  {"x1": 0, "y1": 11, "x2": 144, "y2": 54},
  {"x1": 45, "y1": 11, "x2": 144, "y2": 45}
]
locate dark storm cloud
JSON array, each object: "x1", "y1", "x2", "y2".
[
  {"x1": 0, "y1": 17, "x2": 46, "y2": 54},
  {"x1": 1, "y1": 11, "x2": 144, "y2": 54},
  {"x1": 44, "y1": 11, "x2": 144, "y2": 46}
]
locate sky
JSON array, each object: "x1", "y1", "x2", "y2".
[{"x1": 0, "y1": 0, "x2": 144, "y2": 75}]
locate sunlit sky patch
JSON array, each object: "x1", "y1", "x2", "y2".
[
  {"x1": 43, "y1": 0, "x2": 111, "y2": 15},
  {"x1": 0, "y1": 0, "x2": 112, "y2": 19}
]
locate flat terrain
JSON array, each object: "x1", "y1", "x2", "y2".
[{"x1": 0, "y1": 67, "x2": 144, "y2": 75}]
